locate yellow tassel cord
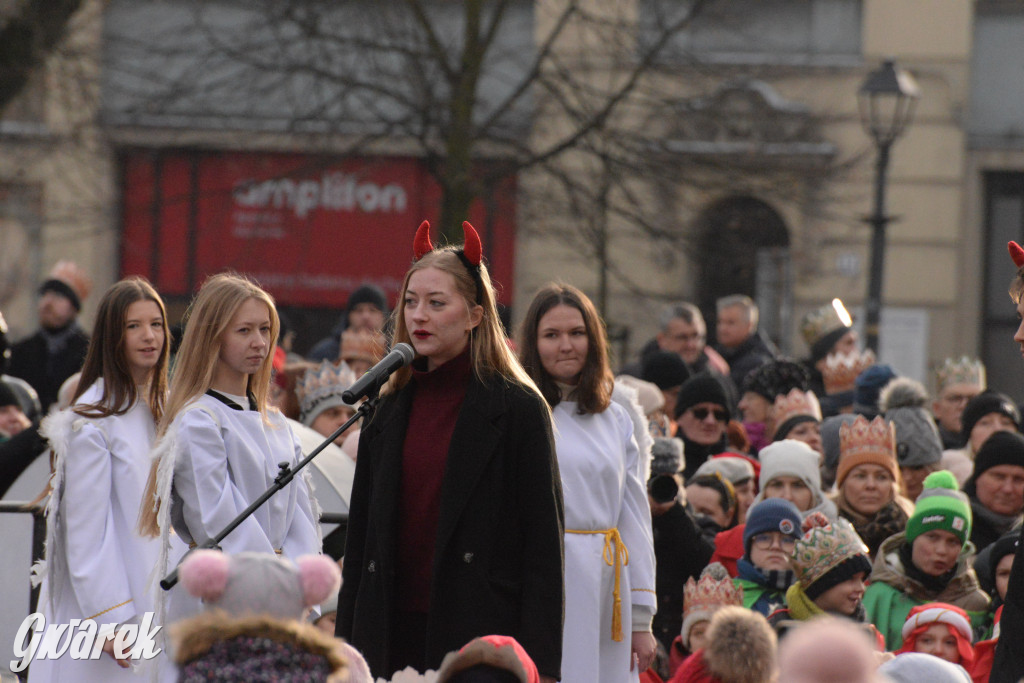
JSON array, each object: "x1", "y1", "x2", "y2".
[{"x1": 567, "y1": 527, "x2": 630, "y2": 641}]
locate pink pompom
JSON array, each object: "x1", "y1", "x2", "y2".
[
  {"x1": 179, "y1": 549, "x2": 230, "y2": 601},
  {"x1": 296, "y1": 555, "x2": 341, "y2": 607},
  {"x1": 801, "y1": 511, "x2": 831, "y2": 534}
]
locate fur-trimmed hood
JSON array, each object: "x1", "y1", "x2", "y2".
[
  {"x1": 171, "y1": 611, "x2": 348, "y2": 681},
  {"x1": 868, "y1": 532, "x2": 990, "y2": 611}
]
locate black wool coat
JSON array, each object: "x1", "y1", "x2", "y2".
[{"x1": 337, "y1": 373, "x2": 565, "y2": 679}]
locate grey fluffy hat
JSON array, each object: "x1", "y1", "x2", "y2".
[
  {"x1": 820, "y1": 414, "x2": 858, "y2": 471},
  {"x1": 650, "y1": 437, "x2": 685, "y2": 476},
  {"x1": 881, "y1": 377, "x2": 943, "y2": 468}
]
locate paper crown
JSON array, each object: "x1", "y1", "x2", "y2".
[
  {"x1": 839, "y1": 414, "x2": 896, "y2": 461},
  {"x1": 295, "y1": 360, "x2": 358, "y2": 424},
  {"x1": 340, "y1": 328, "x2": 386, "y2": 365},
  {"x1": 800, "y1": 298, "x2": 853, "y2": 346},
  {"x1": 683, "y1": 562, "x2": 743, "y2": 621},
  {"x1": 821, "y1": 348, "x2": 876, "y2": 395},
  {"x1": 935, "y1": 356, "x2": 986, "y2": 391},
  {"x1": 773, "y1": 389, "x2": 822, "y2": 427},
  {"x1": 791, "y1": 512, "x2": 869, "y2": 588}
]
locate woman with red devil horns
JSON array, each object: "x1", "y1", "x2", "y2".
[
  {"x1": 991, "y1": 240, "x2": 1024, "y2": 681},
  {"x1": 337, "y1": 221, "x2": 566, "y2": 682}
]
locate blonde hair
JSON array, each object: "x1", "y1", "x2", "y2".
[
  {"x1": 385, "y1": 248, "x2": 541, "y2": 400},
  {"x1": 138, "y1": 272, "x2": 280, "y2": 536}
]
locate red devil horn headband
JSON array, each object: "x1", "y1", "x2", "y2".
[
  {"x1": 413, "y1": 220, "x2": 435, "y2": 260},
  {"x1": 410, "y1": 219, "x2": 485, "y2": 303},
  {"x1": 1010, "y1": 241, "x2": 1024, "y2": 269}
]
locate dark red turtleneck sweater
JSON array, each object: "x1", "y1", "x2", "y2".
[{"x1": 396, "y1": 346, "x2": 472, "y2": 613}]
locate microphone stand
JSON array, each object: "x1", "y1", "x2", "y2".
[{"x1": 160, "y1": 387, "x2": 381, "y2": 590}]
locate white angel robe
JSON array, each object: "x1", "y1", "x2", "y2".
[
  {"x1": 152, "y1": 393, "x2": 321, "y2": 622},
  {"x1": 554, "y1": 399, "x2": 657, "y2": 683},
  {"x1": 31, "y1": 380, "x2": 181, "y2": 682}
]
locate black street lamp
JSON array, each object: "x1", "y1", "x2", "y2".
[{"x1": 857, "y1": 59, "x2": 919, "y2": 353}]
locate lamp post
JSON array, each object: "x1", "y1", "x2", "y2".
[{"x1": 857, "y1": 59, "x2": 919, "y2": 353}]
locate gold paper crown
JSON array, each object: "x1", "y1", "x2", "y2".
[
  {"x1": 800, "y1": 298, "x2": 853, "y2": 346},
  {"x1": 838, "y1": 414, "x2": 896, "y2": 461},
  {"x1": 295, "y1": 360, "x2": 358, "y2": 418},
  {"x1": 935, "y1": 356, "x2": 986, "y2": 392},
  {"x1": 773, "y1": 389, "x2": 822, "y2": 427},
  {"x1": 683, "y1": 563, "x2": 744, "y2": 619},
  {"x1": 822, "y1": 348, "x2": 876, "y2": 395}
]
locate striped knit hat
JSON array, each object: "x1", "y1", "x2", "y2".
[{"x1": 905, "y1": 471, "x2": 972, "y2": 547}]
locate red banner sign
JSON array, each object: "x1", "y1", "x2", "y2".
[{"x1": 120, "y1": 151, "x2": 517, "y2": 307}]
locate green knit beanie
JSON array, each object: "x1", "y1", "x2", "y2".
[{"x1": 905, "y1": 470, "x2": 972, "y2": 546}]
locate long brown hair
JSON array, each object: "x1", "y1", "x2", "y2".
[
  {"x1": 74, "y1": 277, "x2": 170, "y2": 421},
  {"x1": 139, "y1": 272, "x2": 280, "y2": 537},
  {"x1": 384, "y1": 247, "x2": 542, "y2": 399},
  {"x1": 518, "y1": 283, "x2": 613, "y2": 414}
]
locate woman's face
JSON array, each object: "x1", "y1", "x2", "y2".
[
  {"x1": 786, "y1": 421, "x2": 823, "y2": 456},
  {"x1": 217, "y1": 298, "x2": 272, "y2": 386},
  {"x1": 914, "y1": 624, "x2": 960, "y2": 664},
  {"x1": 969, "y1": 412, "x2": 1018, "y2": 453},
  {"x1": 123, "y1": 299, "x2": 165, "y2": 385},
  {"x1": 748, "y1": 531, "x2": 796, "y2": 572},
  {"x1": 685, "y1": 483, "x2": 732, "y2": 528},
  {"x1": 536, "y1": 305, "x2": 589, "y2": 385},
  {"x1": 763, "y1": 475, "x2": 815, "y2": 512},
  {"x1": 996, "y1": 553, "x2": 1015, "y2": 601},
  {"x1": 842, "y1": 464, "x2": 894, "y2": 516},
  {"x1": 404, "y1": 267, "x2": 481, "y2": 371},
  {"x1": 738, "y1": 392, "x2": 772, "y2": 425},
  {"x1": 734, "y1": 479, "x2": 756, "y2": 524}
]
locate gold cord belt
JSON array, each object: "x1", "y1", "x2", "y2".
[{"x1": 566, "y1": 527, "x2": 630, "y2": 641}]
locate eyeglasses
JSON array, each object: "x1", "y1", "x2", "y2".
[
  {"x1": 941, "y1": 392, "x2": 978, "y2": 405},
  {"x1": 690, "y1": 407, "x2": 728, "y2": 423},
  {"x1": 750, "y1": 533, "x2": 797, "y2": 550}
]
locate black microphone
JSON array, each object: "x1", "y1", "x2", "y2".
[{"x1": 342, "y1": 342, "x2": 415, "y2": 403}]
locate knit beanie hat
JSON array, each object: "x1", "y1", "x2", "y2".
[
  {"x1": 878, "y1": 653, "x2": 973, "y2": 683},
  {"x1": 960, "y1": 391, "x2": 1021, "y2": 441},
  {"x1": 681, "y1": 563, "x2": 744, "y2": 649},
  {"x1": 772, "y1": 389, "x2": 822, "y2": 441},
  {"x1": 615, "y1": 375, "x2": 665, "y2": 416},
  {"x1": 743, "y1": 498, "x2": 802, "y2": 556},
  {"x1": 642, "y1": 350, "x2": 691, "y2": 391},
  {"x1": 757, "y1": 440, "x2": 823, "y2": 496},
  {"x1": 820, "y1": 414, "x2": 858, "y2": 472},
  {"x1": 345, "y1": 283, "x2": 387, "y2": 316},
  {"x1": 882, "y1": 377, "x2": 944, "y2": 468},
  {"x1": 853, "y1": 364, "x2": 898, "y2": 417},
  {"x1": 650, "y1": 437, "x2": 684, "y2": 476},
  {"x1": 906, "y1": 471, "x2": 972, "y2": 547},
  {"x1": 295, "y1": 360, "x2": 358, "y2": 427},
  {"x1": 741, "y1": 360, "x2": 809, "y2": 401},
  {"x1": 674, "y1": 374, "x2": 730, "y2": 420},
  {"x1": 0, "y1": 381, "x2": 19, "y2": 409},
  {"x1": 694, "y1": 453, "x2": 756, "y2": 486},
  {"x1": 964, "y1": 430, "x2": 1024, "y2": 497},
  {"x1": 790, "y1": 512, "x2": 871, "y2": 600},
  {"x1": 38, "y1": 260, "x2": 93, "y2": 312},
  {"x1": 836, "y1": 415, "x2": 899, "y2": 488},
  {"x1": 896, "y1": 602, "x2": 975, "y2": 668}
]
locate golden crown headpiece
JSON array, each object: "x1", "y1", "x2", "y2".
[
  {"x1": 295, "y1": 360, "x2": 358, "y2": 423},
  {"x1": 822, "y1": 348, "x2": 876, "y2": 395},
  {"x1": 838, "y1": 414, "x2": 896, "y2": 461},
  {"x1": 800, "y1": 298, "x2": 853, "y2": 347},
  {"x1": 773, "y1": 389, "x2": 822, "y2": 427},
  {"x1": 935, "y1": 356, "x2": 986, "y2": 392},
  {"x1": 683, "y1": 563, "x2": 743, "y2": 619}
]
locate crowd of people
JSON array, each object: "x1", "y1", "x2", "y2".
[{"x1": 3, "y1": 231, "x2": 1024, "y2": 682}]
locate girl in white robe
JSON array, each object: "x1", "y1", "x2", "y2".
[
  {"x1": 138, "y1": 273, "x2": 320, "y2": 625},
  {"x1": 519, "y1": 284, "x2": 657, "y2": 683},
  {"x1": 31, "y1": 277, "x2": 178, "y2": 682}
]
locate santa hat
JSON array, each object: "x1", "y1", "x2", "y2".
[
  {"x1": 896, "y1": 602, "x2": 975, "y2": 668},
  {"x1": 436, "y1": 635, "x2": 539, "y2": 683}
]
